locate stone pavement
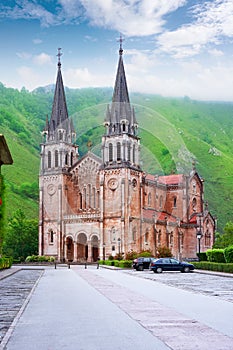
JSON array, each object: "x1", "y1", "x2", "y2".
[{"x1": 1, "y1": 265, "x2": 233, "y2": 350}]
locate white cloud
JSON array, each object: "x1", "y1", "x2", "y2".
[
  {"x1": 33, "y1": 38, "x2": 43, "y2": 44},
  {"x1": 16, "y1": 52, "x2": 32, "y2": 60},
  {"x1": 80, "y1": 0, "x2": 187, "y2": 36},
  {"x1": 158, "y1": 0, "x2": 233, "y2": 58},
  {"x1": 33, "y1": 53, "x2": 53, "y2": 65},
  {"x1": 65, "y1": 67, "x2": 113, "y2": 88},
  {"x1": 208, "y1": 48, "x2": 224, "y2": 57}
]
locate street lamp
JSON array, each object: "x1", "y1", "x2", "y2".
[
  {"x1": 196, "y1": 229, "x2": 202, "y2": 255},
  {"x1": 103, "y1": 243, "x2": 106, "y2": 261},
  {"x1": 117, "y1": 238, "x2": 121, "y2": 254}
]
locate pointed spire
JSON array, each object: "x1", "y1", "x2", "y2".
[
  {"x1": 105, "y1": 37, "x2": 138, "y2": 137},
  {"x1": 49, "y1": 48, "x2": 69, "y2": 135},
  {"x1": 112, "y1": 35, "x2": 130, "y2": 104}
]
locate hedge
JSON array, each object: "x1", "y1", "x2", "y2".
[
  {"x1": 224, "y1": 246, "x2": 233, "y2": 263},
  {"x1": 0, "y1": 256, "x2": 13, "y2": 270},
  {"x1": 193, "y1": 261, "x2": 233, "y2": 273},
  {"x1": 206, "y1": 249, "x2": 225, "y2": 263},
  {"x1": 98, "y1": 259, "x2": 132, "y2": 268}
]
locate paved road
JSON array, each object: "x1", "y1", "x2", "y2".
[{"x1": 1, "y1": 266, "x2": 233, "y2": 350}]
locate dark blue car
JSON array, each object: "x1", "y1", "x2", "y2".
[{"x1": 149, "y1": 258, "x2": 195, "y2": 273}]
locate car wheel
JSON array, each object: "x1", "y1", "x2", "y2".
[
  {"x1": 138, "y1": 265, "x2": 143, "y2": 271},
  {"x1": 183, "y1": 266, "x2": 190, "y2": 273},
  {"x1": 156, "y1": 267, "x2": 163, "y2": 273}
]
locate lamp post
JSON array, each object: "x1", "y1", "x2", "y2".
[
  {"x1": 196, "y1": 229, "x2": 202, "y2": 255},
  {"x1": 103, "y1": 243, "x2": 106, "y2": 261},
  {"x1": 117, "y1": 238, "x2": 121, "y2": 255}
]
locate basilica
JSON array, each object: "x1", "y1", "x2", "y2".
[{"x1": 39, "y1": 45, "x2": 215, "y2": 262}]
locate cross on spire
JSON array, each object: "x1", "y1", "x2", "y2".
[
  {"x1": 117, "y1": 34, "x2": 124, "y2": 55},
  {"x1": 57, "y1": 47, "x2": 62, "y2": 67}
]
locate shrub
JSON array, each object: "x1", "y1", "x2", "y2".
[
  {"x1": 224, "y1": 245, "x2": 233, "y2": 263},
  {"x1": 0, "y1": 256, "x2": 13, "y2": 269},
  {"x1": 119, "y1": 260, "x2": 132, "y2": 268},
  {"x1": 108, "y1": 255, "x2": 114, "y2": 261},
  {"x1": 138, "y1": 250, "x2": 153, "y2": 257},
  {"x1": 193, "y1": 261, "x2": 233, "y2": 274},
  {"x1": 115, "y1": 252, "x2": 124, "y2": 261},
  {"x1": 206, "y1": 249, "x2": 225, "y2": 263},
  {"x1": 197, "y1": 252, "x2": 207, "y2": 261},
  {"x1": 125, "y1": 250, "x2": 138, "y2": 260},
  {"x1": 157, "y1": 246, "x2": 172, "y2": 258}
]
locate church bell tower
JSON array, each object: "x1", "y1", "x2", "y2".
[
  {"x1": 39, "y1": 49, "x2": 78, "y2": 259},
  {"x1": 100, "y1": 39, "x2": 142, "y2": 258}
]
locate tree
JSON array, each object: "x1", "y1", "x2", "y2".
[
  {"x1": 213, "y1": 221, "x2": 233, "y2": 248},
  {"x1": 3, "y1": 209, "x2": 38, "y2": 260}
]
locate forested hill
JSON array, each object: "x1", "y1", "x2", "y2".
[{"x1": 1, "y1": 81, "x2": 233, "y2": 231}]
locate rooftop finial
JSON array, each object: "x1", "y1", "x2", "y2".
[
  {"x1": 117, "y1": 34, "x2": 124, "y2": 56},
  {"x1": 57, "y1": 47, "x2": 62, "y2": 68}
]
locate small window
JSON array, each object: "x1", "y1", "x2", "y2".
[
  {"x1": 148, "y1": 193, "x2": 152, "y2": 206},
  {"x1": 48, "y1": 151, "x2": 51, "y2": 168},
  {"x1": 173, "y1": 197, "x2": 177, "y2": 208},
  {"x1": 117, "y1": 142, "x2": 121, "y2": 161},
  {"x1": 128, "y1": 144, "x2": 131, "y2": 161},
  {"x1": 109, "y1": 143, "x2": 113, "y2": 162},
  {"x1": 55, "y1": 150, "x2": 59, "y2": 167}
]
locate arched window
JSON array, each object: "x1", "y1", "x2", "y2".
[
  {"x1": 148, "y1": 193, "x2": 152, "y2": 206},
  {"x1": 173, "y1": 197, "x2": 177, "y2": 208},
  {"x1": 48, "y1": 151, "x2": 51, "y2": 168},
  {"x1": 133, "y1": 144, "x2": 135, "y2": 163},
  {"x1": 88, "y1": 184, "x2": 91, "y2": 208},
  {"x1": 79, "y1": 193, "x2": 82, "y2": 209},
  {"x1": 70, "y1": 152, "x2": 74, "y2": 166},
  {"x1": 97, "y1": 190, "x2": 100, "y2": 208},
  {"x1": 59, "y1": 130, "x2": 63, "y2": 141},
  {"x1": 122, "y1": 123, "x2": 126, "y2": 132},
  {"x1": 55, "y1": 150, "x2": 59, "y2": 167},
  {"x1": 92, "y1": 188, "x2": 96, "y2": 208},
  {"x1": 65, "y1": 153, "x2": 69, "y2": 166},
  {"x1": 159, "y1": 195, "x2": 163, "y2": 209},
  {"x1": 117, "y1": 142, "x2": 121, "y2": 161},
  {"x1": 109, "y1": 143, "x2": 113, "y2": 162},
  {"x1": 192, "y1": 197, "x2": 197, "y2": 211},
  {"x1": 145, "y1": 231, "x2": 149, "y2": 243},
  {"x1": 50, "y1": 230, "x2": 54, "y2": 243},
  {"x1": 132, "y1": 227, "x2": 136, "y2": 241},
  {"x1": 128, "y1": 144, "x2": 131, "y2": 161},
  {"x1": 83, "y1": 188, "x2": 86, "y2": 209}
]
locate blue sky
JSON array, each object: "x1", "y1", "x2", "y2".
[{"x1": 0, "y1": 0, "x2": 233, "y2": 100}]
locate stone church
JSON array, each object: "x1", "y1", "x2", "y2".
[{"x1": 39, "y1": 45, "x2": 215, "y2": 262}]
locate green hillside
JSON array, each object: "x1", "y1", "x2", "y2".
[{"x1": 1, "y1": 82, "x2": 233, "y2": 231}]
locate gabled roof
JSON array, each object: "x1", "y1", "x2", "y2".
[
  {"x1": 158, "y1": 174, "x2": 183, "y2": 185},
  {"x1": 0, "y1": 135, "x2": 13, "y2": 166},
  {"x1": 157, "y1": 212, "x2": 177, "y2": 223},
  {"x1": 143, "y1": 208, "x2": 156, "y2": 220},
  {"x1": 70, "y1": 151, "x2": 102, "y2": 171}
]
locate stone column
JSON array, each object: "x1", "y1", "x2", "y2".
[
  {"x1": 73, "y1": 241, "x2": 78, "y2": 262},
  {"x1": 87, "y1": 241, "x2": 92, "y2": 262}
]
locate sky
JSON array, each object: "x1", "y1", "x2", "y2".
[{"x1": 0, "y1": 0, "x2": 233, "y2": 101}]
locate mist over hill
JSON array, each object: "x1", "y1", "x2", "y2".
[{"x1": 1, "y1": 81, "x2": 233, "y2": 231}]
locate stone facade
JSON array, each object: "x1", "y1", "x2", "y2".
[{"x1": 39, "y1": 47, "x2": 215, "y2": 262}]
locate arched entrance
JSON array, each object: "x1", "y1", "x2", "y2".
[
  {"x1": 66, "y1": 236, "x2": 74, "y2": 262},
  {"x1": 91, "y1": 235, "x2": 99, "y2": 262},
  {"x1": 77, "y1": 233, "x2": 88, "y2": 261}
]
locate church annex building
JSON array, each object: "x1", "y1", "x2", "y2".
[{"x1": 39, "y1": 45, "x2": 215, "y2": 262}]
